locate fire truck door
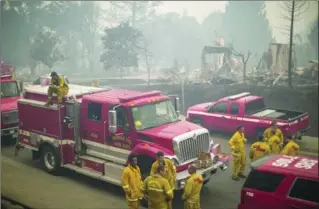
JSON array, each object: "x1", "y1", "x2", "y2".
[
  {"x1": 107, "y1": 106, "x2": 132, "y2": 150},
  {"x1": 84, "y1": 102, "x2": 104, "y2": 144}
]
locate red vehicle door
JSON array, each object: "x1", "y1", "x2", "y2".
[
  {"x1": 83, "y1": 101, "x2": 104, "y2": 144},
  {"x1": 239, "y1": 169, "x2": 286, "y2": 209},
  {"x1": 283, "y1": 178, "x2": 319, "y2": 209},
  {"x1": 106, "y1": 105, "x2": 133, "y2": 150},
  {"x1": 227, "y1": 102, "x2": 241, "y2": 132},
  {"x1": 207, "y1": 101, "x2": 230, "y2": 132}
]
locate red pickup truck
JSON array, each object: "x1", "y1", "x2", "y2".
[{"x1": 186, "y1": 92, "x2": 310, "y2": 140}]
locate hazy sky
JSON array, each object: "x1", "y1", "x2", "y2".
[{"x1": 100, "y1": 1, "x2": 318, "y2": 43}]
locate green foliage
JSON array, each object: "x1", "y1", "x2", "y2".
[
  {"x1": 223, "y1": 2, "x2": 273, "y2": 54},
  {"x1": 109, "y1": 1, "x2": 162, "y2": 27},
  {"x1": 30, "y1": 31, "x2": 64, "y2": 69},
  {"x1": 100, "y1": 23, "x2": 143, "y2": 72},
  {"x1": 307, "y1": 19, "x2": 318, "y2": 58},
  {"x1": 0, "y1": 1, "x2": 42, "y2": 67}
]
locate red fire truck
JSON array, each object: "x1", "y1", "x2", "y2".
[
  {"x1": 15, "y1": 84, "x2": 229, "y2": 190},
  {"x1": 1, "y1": 59, "x2": 21, "y2": 144}
]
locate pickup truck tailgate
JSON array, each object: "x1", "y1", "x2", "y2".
[{"x1": 282, "y1": 114, "x2": 310, "y2": 137}]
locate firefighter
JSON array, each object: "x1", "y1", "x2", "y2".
[
  {"x1": 249, "y1": 135, "x2": 270, "y2": 162},
  {"x1": 268, "y1": 129, "x2": 282, "y2": 154},
  {"x1": 228, "y1": 125, "x2": 247, "y2": 181},
  {"x1": 143, "y1": 164, "x2": 174, "y2": 209},
  {"x1": 121, "y1": 154, "x2": 144, "y2": 209},
  {"x1": 263, "y1": 121, "x2": 283, "y2": 144},
  {"x1": 92, "y1": 80, "x2": 99, "y2": 87},
  {"x1": 182, "y1": 164, "x2": 203, "y2": 209},
  {"x1": 150, "y1": 151, "x2": 176, "y2": 209},
  {"x1": 281, "y1": 136, "x2": 300, "y2": 156},
  {"x1": 45, "y1": 72, "x2": 69, "y2": 106}
]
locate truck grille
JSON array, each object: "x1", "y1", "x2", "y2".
[
  {"x1": 2, "y1": 110, "x2": 18, "y2": 124},
  {"x1": 179, "y1": 132, "x2": 210, "y2": 163}
]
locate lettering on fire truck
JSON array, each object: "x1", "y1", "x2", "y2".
[
  {"x1": 272, "y1": 155, "x2": 318, "y2": 170},
  {"x1": 112, "y1": 134, "x2": 132, "y2": 150}
]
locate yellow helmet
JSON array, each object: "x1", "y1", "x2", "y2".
[{"x1": 135, "y1": 120, "x2": 142, "y2": 128}]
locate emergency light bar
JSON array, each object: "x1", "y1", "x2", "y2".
[
  {"x1": 227, "y1": 92, "x2": 251, "y2": 100},
  {"x1": 118, "y1": 91, "x2": 162, "y2": 102}
]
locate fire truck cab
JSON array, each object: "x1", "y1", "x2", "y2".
[
  {"x1": 16, "y1": 84, "x2": 229, "y2": 190},
  {"x1": 0, "y1": 59, "x2": 20, "y2": 143}
]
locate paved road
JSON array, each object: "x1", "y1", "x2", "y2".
[
  {"x1": 1, "y1": 133, "x2": 317, "y2": 209},
  {"x1": 1, "y1": 134, "x2": 245, "y2": 209}
]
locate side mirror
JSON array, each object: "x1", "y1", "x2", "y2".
[
  {"x1": 18, "y1": 80, "x2": 23, "y2": 93},
  {"x1": 175, "y1": 97, "x2": 180, "y2": 116},
  {"x1": 63, "y1": 116, "x2": 72, "y2": 124},
  {"x1": 108, "y1": 110, "x2": 117, "y2": 133}
]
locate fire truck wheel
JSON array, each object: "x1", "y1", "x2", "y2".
[{"x1": 41, "y1": 145, "x2": 61, "y2": 174}]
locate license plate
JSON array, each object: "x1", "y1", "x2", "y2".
[
  {"x1": 12, "y1": 133, "x2": 18, "y2": 138},
  {"x1": 10, "y1": 130, "x2": 14, "y2": 134}
]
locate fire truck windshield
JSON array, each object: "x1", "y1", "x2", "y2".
[
  {"x1": 131, "y1": 99, "x2": 179, "y2": 130},
  {"x1": 0, "y1": 81, "x2": 19, "y2": 98}
]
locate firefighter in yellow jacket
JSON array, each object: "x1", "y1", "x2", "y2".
[
  {"x1": 281, "y1": 136, "x2": 300, "y2": 156},
  {"x1": 228, "y1": 126, "x2": 247, "y2": 181},
  {"x1": 143, "y1": 164, "x2": 174, "y2": 209},
  {"x1": 182, "y1": 164, "x2": 203, "y2": 209},
  {"x1": 46, "y1": 71, "x2": 69, "y2": 106},
  {"x1": 268, "y1": 129, "x2": 282, "y2": 154},
  {"x1": 263, "y1": 121, "x2": 283, "y2": 144},
  {"x1": 121, "y1": 155, "x2": 144, "y2": 209},
  {"x1": 150, "y1": 151, "x2": 176, "y2": 209},
  {"x1": 249, "y1": 135, "x2": 270, "y2": 162}
]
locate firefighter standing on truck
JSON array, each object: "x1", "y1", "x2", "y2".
[
  {"x1": 228, "y1": 125, "x2": 247, "y2": 181},
  {"x1": 281, "y1": 136, "x2": 300, "y2": 156},
  {"x1": 268, "y1": 129, "x2": 282, "y2": 154},
  {"x1": 263, "y1": 121, "x2": 283, "y2": 144},
  {"x1": 143, "y1": 164, "x2": 174, "y2": 209},
  {"x1": 182, "y1": 164, "x2": 203, "y2": 209},
  {"x1": 249, "y1": 134, "x2": 270, "y2": 162},
  {"x1": 150, "y1": 151, "x2": 176, "y2": 209},
  {"x1": 121, "y1": 154, "x2": 144, "y2": 209},
  {"x1": 46, "y1": 71, "x2": 69, "y2": 106}
]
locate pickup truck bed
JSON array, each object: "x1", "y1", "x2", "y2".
[{"x1": 251, "y1": 108, "x2": 306, "y2": 121}]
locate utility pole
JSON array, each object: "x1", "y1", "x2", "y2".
[{"x1": 287, "y1": 1, "x2": 295, "y2": 89}]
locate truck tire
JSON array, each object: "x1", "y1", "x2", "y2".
[
  {"x1": 40, "y1": 145, "x2": 61, "y2": 174},
  {"x1": 189, "y1": 117, "x2": 204, "y2": 127}
]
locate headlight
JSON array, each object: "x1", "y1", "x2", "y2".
[
  {"x1": 172, "y1": 140, "x2": 180, "y2": 156},
  {"x1": 165, "y1": 156, "x2": 180, "y2": 166}
]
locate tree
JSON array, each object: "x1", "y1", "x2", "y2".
[
  {"x1": 100, "y1": 23, "x2": 143, "y2": 78},
  {"x1": 0, "y1": 1, "x2": 43, "y2": 68},
  {"x1": 307, "y1": 18, "x2": 318, "y2": 59},
  {"x1": 108, "y1": 1, "x2": 161, "y2": 27},
  {"x1": 278, "y1": 1, "x2": 308, "y2": 88},
  {"x1": 30, "y1": 31, "x2": 64, "y2": 72},
  {"x1": 223, "y1": 2, "x2": 273, "y2": 55},
  {"x1": 202, "y1": 12, "x2": 224, "y2": 45}
]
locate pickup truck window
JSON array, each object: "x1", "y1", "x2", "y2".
[
  {"x1": 230, "y1": 103, "x2": 239, "y2": 115},
  {"x1": 210, "y1": 102, "x2": 227, "y2": 113},
  {"x1": 288, "y1": 178, "x2": 319, "y2": 203},
  {"x1": 88, "y1": 102, "x2": 101, "y2": 122},
  {"x1": 243, "y1": 169, "x2": 285, "y2": 192},
  {"x1": 245, "y1": 99, "x2": 266, "y2": 114}
]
